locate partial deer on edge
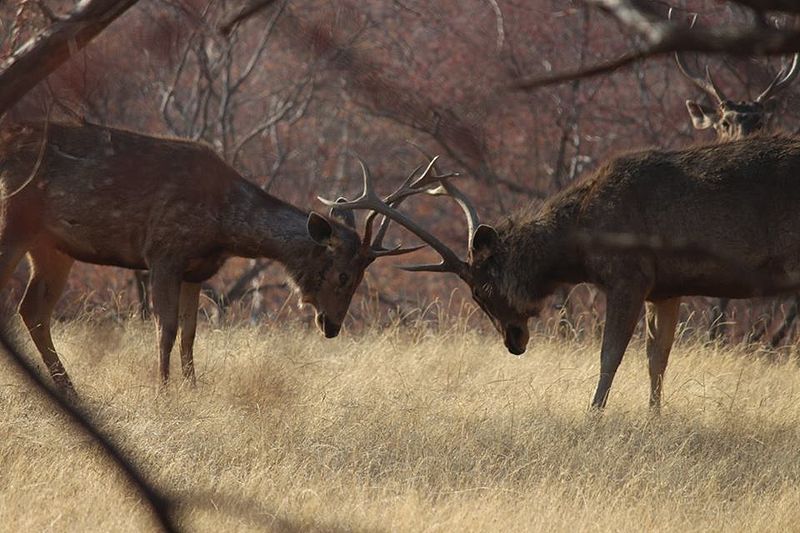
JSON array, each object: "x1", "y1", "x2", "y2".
[
  {"x1": 325, "y1": 143, "x2": 800, "y2": 410},
  {"x1": 677, "y1": 51, "x2": 800, "y2": 141},
  {"x1": 674, "y1": 40, "x2": 800, "y2": 340},
  {"x1": 0, "y1": 121, "x2": 432, "y2": 395}
]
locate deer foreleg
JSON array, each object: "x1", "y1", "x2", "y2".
[
  {"x1": 645, "y1": 298, "x2": 680, "y2": 410},
  {"x1": 149, "y1": 267, "x2": 183, "y2": 385},
  {"x1": 134, "y1": 270, "x2": 151, "y2": 320},
  {"x1": 178, "y1": 282, "x2": 200, "y2": 386},
  {"x1": 591, "y1": 285, "x2": 648, "y2": 409},
  {"x1": 19, "y1": 247, "x2": 74, "y2": 394}
]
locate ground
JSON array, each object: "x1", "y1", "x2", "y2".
[{"x1": 1, "y1": 317, "x2": 799, "y2": 532}]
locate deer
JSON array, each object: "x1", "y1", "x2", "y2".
[
  {"x1": 322, "y1": 141, "x2": 800, "y2": 410},
  {"x1": 677, "y1": 51, "x2": 800, "y2": 141},
  {"x1": 0, "y1": 120, "x2": 440, "y2": 396},
  {"x1": 674, "y1": 42, "x2": 800, "y2": 340}
]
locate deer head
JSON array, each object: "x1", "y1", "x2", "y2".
[
  {"x1": 676, "y1": 52, "x2": 799, "y2": 141},
  {"x1": 671, "y1": 12, "x2": 800, "y2": 140},
  {"x1": 318, "y1": 155, "x2": 532, "y2": 354},
  {"x1": 299, "y1": 198, "x2": 424, "y2": 338}
]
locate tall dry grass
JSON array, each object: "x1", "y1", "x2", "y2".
[{"x1": 1, "y1": 311, "x2": 799, "y2": 532}]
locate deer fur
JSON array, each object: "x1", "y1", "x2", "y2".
[
  {"x1": 462, "y1": 134, "x2": 800, "y2": 408},
  {"x1": 0, "y1": 121, "x2": 376, "y2": 393}
]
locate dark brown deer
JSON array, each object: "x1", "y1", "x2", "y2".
[
  {"x1": 0, "y1": 121, "x2": 433, "y2": 395},
  {"x1": 325, "y1": 141, "x2": 800, "y2": 409},
  {"x1": 675, "y1": 46, "x2": 800, "y2": 340},
  {"x1": 677, "y1": 51, "x2": 800, "y2": 141}
]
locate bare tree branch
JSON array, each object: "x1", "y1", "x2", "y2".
[
  {"x1": 218, "y1": 0, "x2": 280, "y2": 35},
  {"x1": 0, "y1": 322, "x2": 177, "y2": 532},
  {"x1": 0, "y1": 0, "x2": 140, "y2": 115},
  {"x1": 513, "y1": 1, "x2": 800, "y2": 90}
]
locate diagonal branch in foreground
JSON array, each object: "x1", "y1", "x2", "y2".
[
  {"x1": 0, "y1": 0, "x2": 140, "y2": 115},
  {"x1": 0, "y1": 324, "x2": 178, "y2": 532},
  {"x1": 513, "y1": 0, "x2": 800, "y2": 90}
]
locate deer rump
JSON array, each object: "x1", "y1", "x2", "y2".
[
  {"x1": 1, "y1": 122, "x2": 239, "y2": 278},
  {"x1": 574, "y1": 134, "x2": 800, "y2": 300}
]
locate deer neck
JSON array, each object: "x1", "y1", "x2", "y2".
[
  {"x1": 498, "y1": 188, "x2": 588, "y2": 311},
  {"x1": 221, "y1": 180, "x2": 317, "y2": 268}
]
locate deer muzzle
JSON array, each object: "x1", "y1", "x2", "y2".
[
  {"x1": 503, "y1": 324, "x2": 529, "y2": 355},
  {"x1": 316, "y1": 312, "x2": 341, "y2": 338}
]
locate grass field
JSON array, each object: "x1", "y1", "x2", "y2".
[{"x1": 1, "y1": 315, "x2": 800, "y2": 532}]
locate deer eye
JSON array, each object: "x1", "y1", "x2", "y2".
[
  {"x1": 721, "y1": 119, "x2": 730, "y2": 129},
  {"x1": 339, "y1": 273, "x2": 349, "y2": 286}
]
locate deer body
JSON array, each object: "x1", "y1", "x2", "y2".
[
  {"x1": 674, "y1": 49, "x2": 800, "y2": 341},
  {"x1": 349, "y1": 142, "x2": 800, "y2": 410},
  {"x1": 485, "y1": 135, "x2": 800, "y2": 408},
  {"x1": 0, "y1": 121, "x2": 398, "y2": 393}
]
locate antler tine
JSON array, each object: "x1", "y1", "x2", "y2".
[
  {"x1": 370, "y1": 162, "x2": 426, "y2": 251},
  {"x1": 318, "y1": 157, "x2": 383, "y2": 211},
  {"x1": 371, "y1": 155, "x2": 460, "y2": 250},
  {"x1": 673, "y1": 52, "x2": 727, "y2": 104},
  {"x1": 319, "y1": 157, "x2": 385, "y2": 244},
  {"x1": 317, "y1": 158, "x2": 468, "y2": 276},
  {"x1": 371, "y1": 243, "x2": 426, "y2": 258},
  {"x1": 669, "y1": 9, "x2": 726, "y2": 104},
  {"x1": 396, "y1": 262, "x2": 454, "y2": 273},
  {"x1": 757, "y1": 53, "x2": 800, "y2": 102},
  {"x1": 405, "y1": 144, "x2": 479, "y2": 248},
  {"x1": 426, "y1": 181, "x2": 480, "y2": 247},
  {"x1": 703, "y1": 65, "x2": 728, "y2": 103}
]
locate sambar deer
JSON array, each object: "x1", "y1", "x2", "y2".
[
  {"x1": 674, "y1": 43, "x2": 800, "y2": 339},
  {"x1": 676, "y1": 51, "x2": 800, "y2": 141},
  {"x1": 0, "y1": 121, "x2": 433, "y2": 395},
  {"x1": 323, "y1": 140, "x2": 800, "y2": 410}
]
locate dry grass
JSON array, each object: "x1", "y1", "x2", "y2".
[{"x1": 1, "y1": 315, "x2": 800, "y2": 532}]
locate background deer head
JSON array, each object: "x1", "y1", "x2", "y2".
[{"x1": 675, "y1": 52, "x2": 800, "y2": 141}]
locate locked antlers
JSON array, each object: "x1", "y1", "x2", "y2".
[{"x1": 319, "y1": 154, "x2": 481, "y2": 280}]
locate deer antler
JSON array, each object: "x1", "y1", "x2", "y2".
[
  {"x1": 670, "y1": 10, "x2": 727, "y2": 104},
  {"x1": 392, "y1": 145, "x2": 482, "y2": 275},
  {"x1": 674, "y1": 54, "x2": 728, "y2": 104},
  {"x1": 370, "y1": 155, "x2": 460, "y2": 251},
  {"x1": 756, "y1": 53, "x2": 800, "y2": 102},
  {"x1": 318, "y1": 157, "x2": 469, "y2": 276}
]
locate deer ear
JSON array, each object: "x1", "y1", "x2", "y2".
[
  {"x1": 470, "y1": 224, "x2": 499, "y2": 260},
  {"x1": 307, "y1": 212, "x2": 334, "y2": 245},
  {"x1": 685, "y1": 100, "x2": 716, "y2": 130},
  {"x1": 328, "y1": 197, "x2": 356, "y2": 229}
]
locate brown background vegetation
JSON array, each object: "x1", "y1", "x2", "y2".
[{"x1": 2, "y1": 0, "x2": 799, "y2": 342}]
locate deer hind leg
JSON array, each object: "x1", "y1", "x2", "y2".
[
  {"x1": 178, "y1": 282, "x2": 200, "y2": 386},
  {"x1": 134, "y1": 270, "x2": 151, "y2": 320},
  {"x1": 645, "y1": 298, "x2": 681, "y2": 410},
  {"x1": 0, "y1": 239, "x2": 28, "y2": 294},
  {"x1": 149, "y1": 265, "x2": 183, "y2": 385},
  {"x1": 19, "y1": 245, "x2": 74, "y2": 393},
  {"x1": 591, "y1": 284, "x2": 649, "y2": 409}
]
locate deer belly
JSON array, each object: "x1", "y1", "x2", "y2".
[
  {"x1": 46, "y1": 218, "x2": 146, "y2": 269},
  {"x1": 651, "y1": 259, "x2": 795, "y2": 299},
  {"x1": 183, "y1": 254, "x2": 228, "y2": 283}
]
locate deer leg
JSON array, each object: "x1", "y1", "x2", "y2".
[
  {"x1": 19, "y1": 246, "x2": 75, "y2": 393},
  {"x1": 591, "y1": 285, "x2": 648, "y2": 409},
  {"x1": 178, "y1": 282, "x2": 200, "y2": 386},
  {"x1": 709, "y1": 298, "x2": 730, "y2": 341},
  {"x1": 149, "y1": 267, "x2": 183, "y2": 385},
  {"x1": 645, "y1": 298, "x2": 681, "y2": 410},
  {"x1": 0, "y1": 241, "x2": 28, "y2": 294},
  {"x1": 134, "y1": 270, "x2": 151, "y2": 320}
]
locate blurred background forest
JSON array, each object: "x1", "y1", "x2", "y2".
[{"x1": 2, "y1": 0, "x2": 800, "y2": 344}]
